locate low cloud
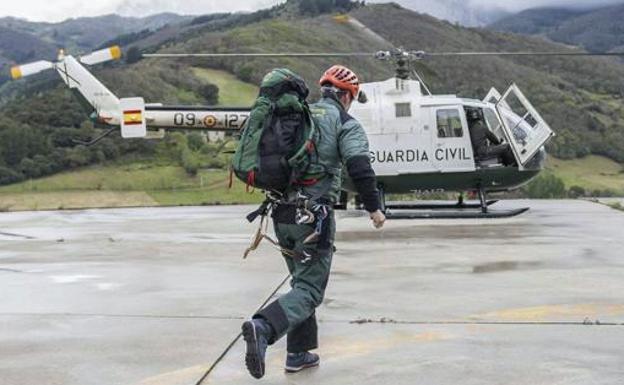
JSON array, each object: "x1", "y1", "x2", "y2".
[
  {"x1": 3, "y1": 0, "x2": 624, "y2": 22},
  {"x1": 114, "y1": 0, "x2": 281, "y2": 17},
  {"x1": 469, "y1": 0, "x2": 624, "y2": 12}
]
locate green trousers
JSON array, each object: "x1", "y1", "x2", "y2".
[{"x1": 255, "y1": 210, "x2": 335, "y2": 353}]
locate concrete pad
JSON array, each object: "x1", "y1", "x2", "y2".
[
  {"x1": 0, "y1": 315, "x2": 226, "y2": 385},
  {"x1": 0, "y1": 206, "x2": 286, "y2": 385},
  {"x1": 212, "y1": 323, "x2": 624, "y2": 385},
  {"x1": 1, "y1": 200, "x2": 624, "y2": 385}
]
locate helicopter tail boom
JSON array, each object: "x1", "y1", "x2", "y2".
[{"x1": 56, "y1": 55, "x2": 121, "y2": 125}]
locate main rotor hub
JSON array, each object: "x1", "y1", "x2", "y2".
[{"x1": 374, "y1": 48, "x2": 424, "y2": 80}]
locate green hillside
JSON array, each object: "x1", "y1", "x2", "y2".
[
  {"x1": 546, "y1": 155, "x2": 624, "y2": 194},
  {"x1": 192, "y1": 68, "x2": 259, "y2": 106}
]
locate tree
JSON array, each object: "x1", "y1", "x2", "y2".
[
  {"x1": 199, "y1": 84, "x2": 219, "y2": 105},
  {"x1": 126, "y1": 46, "x2": 143, "y2": 64},
  {"x1": 298, "y1": 0, "x2": 318, "y2": 15},
  {"x1": 0, "y1": 166, "x2": 23, "y2": 185},
  {"x1": 523, "y1": 174, "x2": 567, "y2": 199},
  {"x1": 568, "y1": 185, "x2": 586, "y2": 199},
  {"x1": 181, "y1": 148, "x2": 201, "y2": 176},
  {"x1": 187, "y1": 133, "x2": 205, "y2": 152},
  {"x1": 19, "y1": 158, "x2": 40, "y2": 178},
  {"x1": 64, "y1": 146, "x2": 91, "y2": 168}
]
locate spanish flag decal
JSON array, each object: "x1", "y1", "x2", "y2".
[{"x1": 123, "y1": 110, "x2": 143, "y2": 126}]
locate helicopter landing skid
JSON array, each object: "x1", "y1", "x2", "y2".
[
  {"x1": 377, "y1": 186, "x2": 528, "y2": 219},
  {"x1": 385, "y1": 200, "x2": 499, "y2": 210},
  {"x1": 384, "y1": 207, "x2": 529, "y2": 220}
]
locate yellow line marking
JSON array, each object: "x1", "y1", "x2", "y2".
[
  {"x1": 323, "y1": 330, "x2": 454, "y2": 359},
  {"x1": 135, "y1": 365, "x2": 207, "y2": 385},
  {"x1": 473, "y1": 303, "x2": 624, "y2": 321}
]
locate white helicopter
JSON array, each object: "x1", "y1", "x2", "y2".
[{"x1": 10, "y1": 46, "x2": 622, "y2": 218}]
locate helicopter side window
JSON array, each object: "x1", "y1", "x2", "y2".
[
  {"x1": 395, "y1": 102, "x2": 411, "y2": 118},
  {"x1": 436, "y1": 109, "x2": 463, "y2": 138}
]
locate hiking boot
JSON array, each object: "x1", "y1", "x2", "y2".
[
  {"x1": 242, "y1": 319, "x2": 272, "y2": 379},
  {"x1": 284, "y1": 351, "x2": 320, "y2": 373}
]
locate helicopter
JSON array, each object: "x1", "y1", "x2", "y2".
[{"x1": 9, "y1": 46, "x2": 624, "y2": 218}]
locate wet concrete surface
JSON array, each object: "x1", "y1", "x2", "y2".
[{"x1": 1, "y1": 200, "x2": 623, "y2": 384}]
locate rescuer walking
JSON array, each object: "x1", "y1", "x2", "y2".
[{"x1": 241, "y1": 65, "x2": 386, "y2": 379}]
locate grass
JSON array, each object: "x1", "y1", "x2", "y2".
[
  {"x1": 192, "y1": 67, "x2": 259, "y2": 106},
  {"x1": 0, "y1": 161, "x2": 263, "y2": 212},
  {"x1": 546, "y1": 155, "x2": 624, "y2": 194},
  {"x1": 610, "y1": 202, "x2": 624, "y2": 212},
  {"x1": 0, "y1": 163, "x2": 194, "y2": 193},
  {"x1": 0, "y1": 191, "x2": 157, "y2": 211}
]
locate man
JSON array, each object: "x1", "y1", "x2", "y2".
[
  {"x1": 241, "y1": 65, "x2": 386, "y2": 379},
  {"x1": 467, "y1": 108, "x2": 515, "y2": 166}
]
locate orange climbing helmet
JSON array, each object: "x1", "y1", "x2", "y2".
[{"x1": 319, "y1": 65, "x2": 360, "y2": 99}]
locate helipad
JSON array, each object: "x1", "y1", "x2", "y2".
[{"x1": 1, "y1": 200, "x2": 623, "y2": 385}]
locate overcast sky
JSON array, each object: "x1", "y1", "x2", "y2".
[{"x1": 1, "y1": 0, "x2": 623, "y2": 22}]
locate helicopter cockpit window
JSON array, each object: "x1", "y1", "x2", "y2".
[
  {"x1": 395, "y1": 103, "x2": 412, "y2": 118},
  {"x1": 436, "y1": 109, "x2": 463, "y2": 138}
]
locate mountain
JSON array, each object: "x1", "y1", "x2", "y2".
[
  {"x1": 0, "y1": 27, "x2": 58, "y2": 86},
  {"x1": 0, "y1": 26, "x2": 59, "y2": 67},
  {"x1": 0, "y1": 13, "x2": 192, "y2": 88},
  {"x1": 488, "y1": 8, "x2": 589, "y2": 36},
  {"x1": 370, "y1": 0, "x2": 508, "y2": 26},
  {"x1": 1, "y1": 0, "x2": 624, "y2": 187},
  {"x1": 0, "y1": 13, "x2": 191, "y2": 52},
  {"x1": 490, "y1": 4, "x2": 624, "y2": 53}
]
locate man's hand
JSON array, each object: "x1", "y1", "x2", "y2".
[{"x1": 370, "y1": 210, "x2": 386, "y2": 229}]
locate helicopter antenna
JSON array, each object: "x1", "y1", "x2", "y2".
[{"x1": 410, "y1": 69, "x2": 432, "y2": 96}]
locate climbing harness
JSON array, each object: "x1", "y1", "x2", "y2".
[{"x1": 243, "y1": 211, "x2": 296, "y2": 259}]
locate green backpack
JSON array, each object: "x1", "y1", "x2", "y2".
[{"x1": 232, "y1": 68, "x2": 322, "y2": 194}]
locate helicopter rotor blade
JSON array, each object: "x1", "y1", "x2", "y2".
[
  {"x1": 80, "y1": 45, "x2": 123, "y2": 65},
  {"x1": 9, "y1": 60, "x2": 55, "y2": 80},
  {"x1": 422, "y1": 51, "x2": 624, "y2": 58},
  {"x1": 143, "y1": 52, "x2": 376, "y2": 58},
  {"x1": 144, "y1": 50, "x2": 624, "y2": 61}
]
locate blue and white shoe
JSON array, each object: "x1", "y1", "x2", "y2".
[
  {"x1": 285, "y1": 352, "x2": 320, "y2": 373},
  {"x1": 242, "y1": 319, "x2": 272, "y2": 379}
]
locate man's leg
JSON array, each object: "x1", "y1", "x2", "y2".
[
  {"x1": 243, "y1": 214, "x2": 334, "y2": 378},
  {"x1": 256, "y1": 217, "x2": 334, "y2": 342},
  {"x1": 287, "y1": 312, "x2": 318, "y2": 353},
  {"x1": 283, "y1": 311, "x2": 321, "y2": 373},
  {"x1": 481, "y1": 144, "x2": 515, "y2": 166},
  {"x1": 241, "y1": 219, "x2": 296, "y2": 380}
]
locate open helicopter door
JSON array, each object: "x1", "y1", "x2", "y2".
[
  {"x1": 495, "y1": 84, "x2": 554, "y2": 168},
  {"x1": 483, "y1": 87, "x2": 503, "y2": 105}
]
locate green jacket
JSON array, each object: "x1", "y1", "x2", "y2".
[{"x1": 298, "y1": 96, "x2": 373, "y2": 203}]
